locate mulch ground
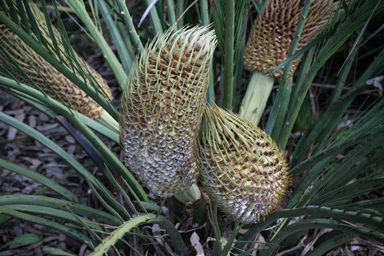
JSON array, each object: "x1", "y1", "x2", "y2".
[{"x1": 1, "y1": 2, "x2": 384, "y2": 255}]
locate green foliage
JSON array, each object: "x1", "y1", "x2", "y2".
[
  {"x1": 0, "y1": 233, "x2": 41, "y2": 251},
  {"x1": 1, "y1": 0, "x2": 384, "y2": 255},
  {"x1": 212, "y1": 0, "x2": 247, "y2": 109}
]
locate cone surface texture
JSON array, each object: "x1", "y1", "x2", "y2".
[
  {"x1": 198, "y1": 105, "x2": 289, "y2": 223},
  {"x1": 120, "y1": 26, "x2": 217, "y2": 197},
  {"x1": 243, "y1": 0, "x2": 344, "y2": 78},
  {"x1": 0, "y1": 1, "x2": 112, "y2": 120}
]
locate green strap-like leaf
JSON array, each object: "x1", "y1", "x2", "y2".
[
  {"x1": 235, "y1": 205, "x2": 384, "y2": 252},
  {"x1": 0, "y1": 206, "x2": 98, "y2": 249},
  {"x1": 267, "y1": 0, "x2": 312, "y2": 140},
  {"x1": 112, "y1": 0, "x2": 144, "y2": 54},
  {"x1": 0, "y1": 110, "x2": 105, "y2": 197},
  {"x1": 4, "y1": 204, "x2": 103, "y2": 230},
  {"x1": 142, "y1": 0, "x2": 164, "y2": 34},
  {"x1": 0, "y1": 157, "x2": 80, "y2": 203},
  {"x1": 0, "y1": 233, "x2": 41, "y2": 251},
  {"x1": 318, "y1": 178, "x2": 384, "y2": 207},
  {"x1": 289, "y1": 134, "x2": 384, "y2": 208},
  {"x1": 306, "y1": 231, "x2": 356, "y2": 256},
  {"x1": 292, "y1": 48, "x2": 384, "y2": 165},
  {"x1": 90, "y1": 215, "x2": 189, "y2": 256},
  {"x1": 0, "y1": 195, "x2": 121, "y2": 225},
  {"x1": 275, "y1": 1, "x2": 384, "y2": 149},
  {"x1": 290, "y1": 128, "x2": 384, "y2": 179},
  {"x1": 98, "y1": 0, "x2": 133, "y2": 75},
  {"x1": 65, "y1": 0, "x2": 128, "y2": 89},
  {"x1": 212, "y1": 0, "x2": 246, "y2": 110},
  {"x1": 259, "y1": 218, "x2": 384, "y2": 256},
  {"x1": 43, "y1": 247, "x2": 76, "y2": 256},
  {"x1": 0, "y1": 86, "x2": 119, "y2": 143},
  {"x1": 0, "y1": 77, "x2": 148, "y2": 202}
]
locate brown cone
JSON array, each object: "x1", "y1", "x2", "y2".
[
  {"x1": 0, "y1": 1, "x2": 112, "y2": 120},
  {"x1": 244, "y1": 0, "x2": 344, "y2": 79}
]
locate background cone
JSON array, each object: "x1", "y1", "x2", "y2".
[
  {"x1": 243, "y1": 0, "x2": 345, "y2": 79},
  {"x1": 0, "y1": 1, "x2": 112, "y2": 121},
  {"x1": 240, "y1": 0, "x2": 344, "y2": 125}
]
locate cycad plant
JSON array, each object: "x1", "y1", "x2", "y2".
[{"x1": 0, "y1": 0, "x2": 384, "y2": 255}]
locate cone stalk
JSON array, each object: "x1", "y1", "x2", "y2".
[{"x1": 239, "y1": 71, "x2": 275, "y2": 125}]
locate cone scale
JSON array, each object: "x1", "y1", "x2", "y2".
[
  {"x1": 198, "y1": 105, "x2": 290, "y2": 224},
  {"x1": 120, "y1": 26, "x2": 217, "y2": 198}
]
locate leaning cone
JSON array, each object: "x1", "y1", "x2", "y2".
[
  {"x1": 243, "y1": 0, "x2": 344, "y2": 78},
  {"x1": 0, "y1": 1, "x2": 112, "y2": 120},
  {"x1": 120, "y1": 26, "x2": 217, "y2": 197},
  {"x1": 198, "y1": 105, "x2": 289, "y2": 223}
]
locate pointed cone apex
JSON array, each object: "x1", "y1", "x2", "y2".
[
  {"x1": 243, "y1": 0, "x2": 344, "y2": 79},
  {"x1": 0, "y1": 1, "x2": 112, "y2": 120},
  {"x1": 120, "y1": 25, "x2": 217, "y2": 198},
  {"x1": 198, "y1": 105, "x2": 290, "y2": 224}
]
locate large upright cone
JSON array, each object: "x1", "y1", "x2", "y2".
[
  {"x1": 243, "y1": 0, "x2": 344, "y2": 79},
  {"x1": 0, "y1": 1, "x2": 112, "y2": 120},
  {"x1": 120, "y1": 26, "x2": 217, "y2": 197},
  {"x1": 198, "y1": 105, "x2": 289, "y2": 224}
]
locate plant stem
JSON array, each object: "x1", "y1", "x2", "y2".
[
  {"x1": 207, "y1": 69, "x2": 215, "y2": 105},
  {"x1": 222, "y1": 0, "x2": 234, "y2": 110},
  {"x1": 98, "y1": 0, "x2": 132, "y2": 75},
  {"x1": 117, "y1": 22, "x2": 136, "y2": 66},
  {"x1": 200, "y1": 0, "x2": 215, "y2": 105},
  {"x1": 166, "y1": 0, "x2": 177, "y2": 28},
  {"x1": 239, "y1": 71, "x2": 274, "y2": 125},
  {"x1": 144, "y1": 0, "x2": 164, "y2": 34},
  {"x1": 200, "y1": 0, "x2": 209, "y2": 26},
  {"x1": 173, "y1": 183, "x2": 201, "y2": 204},
  {"x1": 176, "y1": 0, "x2": 185, "y2": 29},
  {"x1": 114, "y1": 0, "x2": 144, "y2": 54}
]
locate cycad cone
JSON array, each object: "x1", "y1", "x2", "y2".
[
  {"x1": 0, "y1": 1, "x2": 116, "y2": 131},
  {"x1": 240, "y1": 0, "x2": 344, "y2": 125},
  {"x1": 198, "y1": 105, "x2": 289, "y2": 224},
  {"x1": 120, "y1": 26, "x2": 217, "y2": 198}
]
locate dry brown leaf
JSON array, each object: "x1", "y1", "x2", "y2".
[
  {"x1": 20, "y1": 157, "x2": 42, "y2": 169},
  {"x1": 190, "y1": 232, "x2": 204, "y2": 256},
  {"x1": 7, "y1": 111, "x2": 25, "y2": 140}
]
